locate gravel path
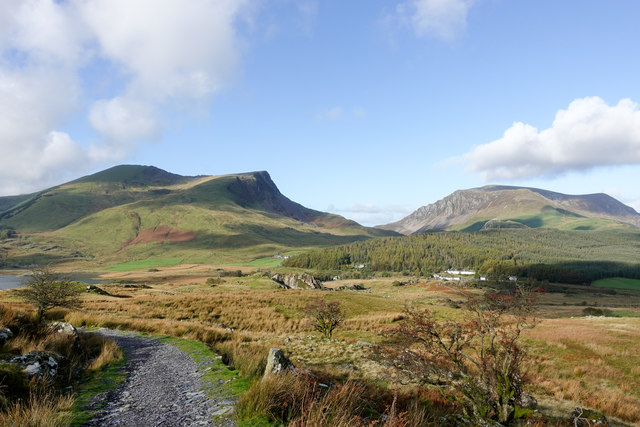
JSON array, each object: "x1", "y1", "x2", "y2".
[{"x1": 83, "y1": 329, "x2": 236, "y2": 427}]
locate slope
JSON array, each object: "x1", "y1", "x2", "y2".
[
  {"x1": 0, "y1": 165, "x2": 394, "y2": 266},
  {"x1": 379, "y1": 185, "x2": 640, "y2": 234}
]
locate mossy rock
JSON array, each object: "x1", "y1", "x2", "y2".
[{"x1": 570, "y1": 407, "x2": 610, "y2": 426}]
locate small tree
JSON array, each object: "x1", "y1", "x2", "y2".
[
  {"x1": 305, "y1": 298, "x2": 345, "y2": 339},
  {"x1": 15, "y1": 267, "x2": 83, "y2": 321},
  {"x1": 381, "y1": 285, "x2": 540, "y2": 424}
]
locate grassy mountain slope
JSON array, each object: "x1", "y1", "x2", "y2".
[
  {"x1": 379, "y1": 185, "x2": 640, "y2": 234},
  {"x1": 0, "y1": 165, "x2": 394, "y2": 266}
]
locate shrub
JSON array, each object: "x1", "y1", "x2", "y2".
[
  {"x1": 381, "y1": 286, "x2": 540, "y2": 424},
  {"x1": 14, "y1": 267, "x2": 83, "y2": 321},
  {"x1": 305, "y1": 299, "x2": 345, "y2": 339}
]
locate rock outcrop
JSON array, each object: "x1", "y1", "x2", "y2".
[
  {"x1": 570, "y1": 407, "x2": 610, "y2": 426},
  {"x1": 335, "y1": 284, "x2": 368, "y2": 291},
  {"x1": 47, "y1": 321, "x2": 78, "y2": 337},
  {"x1": 272, "y1": 273, "x2": 324, "y2": 290},
  {"x1": 11, "y1": 350, "x2": 63, "y2": 379},
  {"x1": 263, "y1": 348, "x2": 295, "y2": 377}
]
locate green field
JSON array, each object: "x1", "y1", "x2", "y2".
[
  {"x1": 109, "y1": 257, "x2": 183, "y2": 271},
  {"x1": 593, "y1": 277, "x2": 640, "y2": 290}
]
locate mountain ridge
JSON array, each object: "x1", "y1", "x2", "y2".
[
  {"x1": 379, "y1": 185, "x2": 640, "y2": 234},
  {"x1": 0, "y1": 165, "x2": 394, "y2": 265}
]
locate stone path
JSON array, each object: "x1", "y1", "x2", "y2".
[{"x1": 82, "y1": 329, "x2": 236, "y2": 426}]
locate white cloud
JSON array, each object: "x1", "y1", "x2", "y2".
[
  {"x1": 0, "y1": 0, "x2": 253, "y2": 195},
  {"x1": 89, "y1": 97, "x2": 159, "y2": 145},
  {"x1": 394, "y1": 0, "x2": 476, "y2": 40},
  {"x1": 465, "y1": 97, "x2": 640, "y2": 181},
  {"x1": 316, "y1": 107, "x2": 344, "y2": 121},
  {"x1": 328, "y1": 203, "x2": 413, "y2": 226}
]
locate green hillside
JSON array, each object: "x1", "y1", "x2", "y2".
[{"x1": 0, "y1": 165, "x2": 394, "y2": 266}]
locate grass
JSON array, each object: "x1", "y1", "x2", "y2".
[
  {"x1": 232, "y1": 256, "x2": 284, "y2": 268},
  {"x1": 157, "y1": 336, "x2": 252, "y2": 396},
  {"x1": 71, "y1": 357, "x2": 126, "y2": 425},
  {"x1": 5, "y1": 269, "x2": 640, "y2": 425},
  {"x1": 592, "y1": 277, "x2": 640, "y2": 290},
  {"x1": 109, "y1": 257, "x2": 183, "y2": 271}
]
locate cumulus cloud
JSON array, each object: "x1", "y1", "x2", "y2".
[
  {"x1": 393, "y1": 0, "x2": 476, "y2": 40},
  {"x1": 465, "y1": 97, "x2": 640, "y2": 181},
  {"x1": 0, "y1": 0, "x2": 252, "y2": 195},
  {"x1": 89, "y1": 97, "x2": 159, "y2": 145}
]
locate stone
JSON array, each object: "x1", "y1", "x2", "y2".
[
  {"x1": 0, "y1": 326, "x2": 13, "y2": 346},
  {"x1": 86, "y1": 284, "x2": 110, "y2": 295},
  {"x1": 48, "y1": 321, "x2": 78, "y2": 337},
  {"x1": 263, "y1": 348, "x2": 295, "y2": 377},
  {"x1": 570, "y1": 407, "x2": 610, "y2": 426},
  {"x1": 11, "y1": 350, "x2": 64, "y2": 379},
  {"x1": 272, "y1": 273, "x2": 324, "y2": 290},
  {"x1": 516, "y1": 393, "x2": 537, "y2": 410},
  {"x1": 335, "y1": 284, "x2": 368, "y2": 291}
]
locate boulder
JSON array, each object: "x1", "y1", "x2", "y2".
[
  {"x1": 263, "y1": 348, "x2": 295, "y2": 377},
  {"x1": 516, "y1": 393, "x2": 537, "y2": 410},
  {"x1": 47, "y1": 321, "x2": 78, "y2": 337},
  {"x1": 335, "y1": 284, "x2": 368, "y2": 291},
  {"x1": 86, "y1": 284, "x2": 110, "y2": 295},
  {"x1": 10, "y1": 350, "x2": 64, "y2": 379},
  {"x1": 272, "y1": 274, "x2": 324, "y2": 290},
  {"x1": 0, "y1": 326, "x2": 13, "y2": 346},
  {"x1": 570, "y1": 407, "x2": 610, "y2": 426}
]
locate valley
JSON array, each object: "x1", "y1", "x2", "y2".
[{"x1": 2, "y1": 165, "x2": 640, "y2": 426}]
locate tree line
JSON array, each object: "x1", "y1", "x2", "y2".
[{"x1": 283, "y1": 229, "x2": 640, "y2": 284}]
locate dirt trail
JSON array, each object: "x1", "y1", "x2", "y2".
[{"x1": 83, "y1": 329, "x2": 236, "y2": 427}]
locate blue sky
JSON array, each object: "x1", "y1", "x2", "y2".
[{"x1": 1, "y1": 0, "x2": 640, "y2": 225}]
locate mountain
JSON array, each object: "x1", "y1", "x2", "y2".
[
  {"x1": 0, "y1": 165, "x2": 394, "y2": 265},
  {"x1": 379, "y1": 185, "x2": 640, "y2": 235}
]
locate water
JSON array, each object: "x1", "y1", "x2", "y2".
[
  {"x1": 0, "y1": 274, "x2": 102, "y2": 290},
  {"x1": 0, "y1": 275, "x2": 26, "y2": 290}
]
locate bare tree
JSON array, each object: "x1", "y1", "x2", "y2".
[
  {"x1": 305, "y1": 298, "x2": 345, "y2": 339},
  {"x1": 381, "y1": 285, "x2": 540, "y2": 424},
  {"x1": 15, "y1": 267, "x2": 83, "y2": 321}
]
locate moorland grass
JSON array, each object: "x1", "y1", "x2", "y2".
[
  {"x1": 5, "y1": 271, "x2": 640, "y2": 424},
  {"x1": 109, "y1": 257, "x2": 183, "y2": 271}
]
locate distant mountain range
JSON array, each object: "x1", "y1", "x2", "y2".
[
  {"x1": 0, "y1": 165, "x2": 393, "y2": 265},
  {"x1": 378, "y1": 185, "x2": 640, "y2": 235}
]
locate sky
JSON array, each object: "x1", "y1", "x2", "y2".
[{"x1": 1, "y1": 0, "x2": 640, "y2": 226}]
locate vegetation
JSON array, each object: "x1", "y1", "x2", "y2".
[
  {"x1": 592, "y1": 277, "x2": 640, "y2": 290},
  {"x1": 15, "y1": 267, "x2": 84, "y2": 321},
  {"x1": 109, "y1": 257, "x2": 183, "y2": 272},
  {"x1": 0, "y1": 304, "x2": 124, "y2": 426},
  {"x1": 381, "y1": 286, "x2": 538, "y2": 424},
  {"x1": 284, "y1": 229, "x2": 640, "y2": 283},
  {"x1": 305, "y1": 299, "x2": 345, "y2": 339}
]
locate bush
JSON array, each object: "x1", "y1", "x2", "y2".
[
  {"x1": 381, "y1": 286, "x2": 540, "y2": 424},
  {"x1": 305, "y1": 299, "x2": 345, "y2": 339},
  {"x1": 14, "y1": 267, "x2": 83, "y2": 321},
  {"x1": 582, "y1": 307, "x2": 613, "y2": 317}
]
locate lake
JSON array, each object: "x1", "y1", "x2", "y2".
[
  {"x1": 0, "y1": 275, "x2": 26, "y2": 290},
  {"x1": 0, "y1": 274, "x2": 102, "y2": 290}
]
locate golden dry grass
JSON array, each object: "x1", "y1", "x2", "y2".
[
  {"x1": 0, "y1": 392, "x2": 74, "y2": 427},
  {"x1": 4, "y1": 272, "x2": 640, "y2": 424}
]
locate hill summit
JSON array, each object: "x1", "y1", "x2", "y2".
[
  {"x1": 379, "y1": 185, "x2": 640, "y2": 234},
  {"x1": 0, "y1": 165, "x2": 393, "y2": 265}
]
